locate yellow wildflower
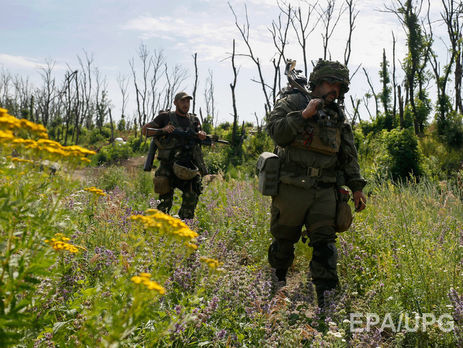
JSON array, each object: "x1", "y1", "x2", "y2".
[
  {"x1": 130, "y1": 209, "x2": 199, "y2": 242},
  {"x1": 45, "y1": 233, "x2": 81, "y2": 253},
  {"x1": 84, "y1": 187, "x2": 107, "y2": 196},
  {"x1": 131, "y1": 273, "x2": 166, "y2": 295},
  {"x1": 186, "y1": 242, "x2": 198, "y2": 250},
  {"x1": 10, "y1": 157, "x2": 33, "y2": 164},
  {"x1": 200, "y1": 256, "x2": 222, "y2": 270}
]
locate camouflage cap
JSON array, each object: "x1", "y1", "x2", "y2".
[
  {"x1": 174, "y1": 91, "x2": 193, "y2": 102},
  {"x1": 309, "y1": 59, "x2": 350, "y2": 94}
]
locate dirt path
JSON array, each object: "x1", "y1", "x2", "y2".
[{"x1": 71, "y1": 155, "x2": 147, "y2": 182}]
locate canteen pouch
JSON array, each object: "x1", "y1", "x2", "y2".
[
  {"x1": 257, "y1": 152, "x2": 280, "y2": 196},
  {"x1": 335, "y1": 188, "x2": 353, "y2": 232}
]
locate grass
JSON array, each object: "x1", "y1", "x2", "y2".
[{"x1": 1, "y1": 157, "x2": 463, "y2": 347}]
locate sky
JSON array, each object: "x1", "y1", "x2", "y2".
[{"x1": 0, "y1": 0, "x2": 450, "y2": 125}]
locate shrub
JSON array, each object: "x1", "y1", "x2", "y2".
[
  {"x1": 384, "y1": 128, "x2": 424, "y2": 180},
  {"x1": 127, "y1": 136, "x2": 149, "y2": 154},
  {"x1": 92, "y1": 143, "x2": 133, "y2": 165}
]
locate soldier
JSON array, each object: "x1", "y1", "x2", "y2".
[
  {"x1": 266, "y1": 59, "x2": 367, "y2": 307},
  {"x1": 142, "y1": 92, "x2": 207, "y2": 219}
]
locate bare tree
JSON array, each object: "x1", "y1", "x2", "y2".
[
  {"x1": 163, "y1": 63, "x2": 188, "y2": 111},
  {"x1": 319, "y1": 0, "x2": 346, "y2": 60},
  {"x1": 392, "y1": 31, "x2": 398, "y2": 118},
  {"x1": 204, "y1": 69, "x2": 216, "y2": 126},
  {"x1": 149, "y1": 51, "x2": 165, "y2": 119},
  {"x1": 269, "y1": 2, "x2": 292, "y2": 103},
  {"x1": 129, "y1": 44, "x2": 152, "y2": 136},
  {"x1": 37, "y1": 60, "x2": 56, "y2": 125},
  {"x1": 63, "y1": 70, "x2": 78, "y2": 145},
  {"x1": 343, "y1": 0, "x2": 359, "y2": 66},
  {"x1": 230, "y1": 39, "x2": 240, "y2": 148},
  {"x1": 363, "y1": 67, "x2": 379, "y2": 116},
  {"x1": 192, "y1": 53, "x2": 199, "y2": 114},
  {"x1": 229, "y1": 2, "x2": 272, "y2": 114},
  {"x1": 349, "y1": 95, "x2": 361, "y2": 126},
  {"x1": 77, "y1": 51, "x2": 94, "y2": 129},
  {"x1": 117, "y1": 73, "x2": 129, "y2": 120},
  {"x1": 291, "y1": 0, "x2": 320, "y2": 76},
  {"x1": 440, "y1": 0, "x2": 463, "y2": 113}
]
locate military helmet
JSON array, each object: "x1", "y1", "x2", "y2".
[
  {"x1": 309, "y1": 59, "x2": 350, "y2": 94},
  {"x1": 173, "y1": 161, "x2": 199, "y2": 180}
]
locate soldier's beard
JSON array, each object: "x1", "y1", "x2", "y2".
[
  {"x1": 177, "y1": 106, "x2": 189, "y2": 115},
  {"x1": 323, "y1": 91, "x2": 338, "y2": 103}
]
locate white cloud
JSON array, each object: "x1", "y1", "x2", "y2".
[
  {"x1": 0, "y1": 54, "x2": 67, "y2": 71},
  {"x1": 0, "y1": 54, "x2": 48, "y2": 70}
]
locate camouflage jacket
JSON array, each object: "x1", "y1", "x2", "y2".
[{"x1": 266, "y1": 91, "x2": 366, "y2": 192}]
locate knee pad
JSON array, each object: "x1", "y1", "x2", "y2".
[{"x1": 268, "y1": 240, "x2": 295, "y2": 269}]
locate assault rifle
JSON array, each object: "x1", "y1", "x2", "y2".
[
  {"x1": 284, "y1": 59, "x2": 329, "y2": 121},
  {"x1": 143, "y1": 128, "x2": 229, "y2": 172},
  {"x1": 285, "y1": 59, "x2": 312, "y2": 100}
]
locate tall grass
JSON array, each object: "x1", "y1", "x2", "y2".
[{"x1": 1, "y1": 112, "x2": 462, "y2": 347}]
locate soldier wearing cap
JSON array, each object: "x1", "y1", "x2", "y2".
[
  {"x1": 142, "y1": 92, "x2": 207, "y2": 219},
  {"x1": 266, "y1": 59, "x2": 367, "y2": 307}
]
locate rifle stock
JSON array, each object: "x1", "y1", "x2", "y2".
[
  {"x1": 143, "y1": 138, "x2": 158, "y2": 172},
  {"x1": 285, "y1": 59, "x2": 312, "y2": 100}
]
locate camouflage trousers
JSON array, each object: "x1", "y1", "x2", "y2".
[
  {"x1": 268, "y1": 183, "x2": 339, "y2": 302},
  {"x1": 154, "y1": 162, "x2": 202, "y2": 219}
]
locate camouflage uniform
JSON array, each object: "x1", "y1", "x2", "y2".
[
  {"x1": 266, "y1": 60, "x2": 366, "y2": 306},
  {"x1": 151, "y1": 111, "x2": 206, "y2": 219}
]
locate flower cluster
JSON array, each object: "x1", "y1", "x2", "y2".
[
  {"x1": 199, "y1": 256, "x2": 222, "y2": 270},
  {"x1": 131, "y1": 273, "x2": 166, "y2": 295},
  {"x1": 0, "y1": 108, "x2": 95, "y2": 164},
  {"x1": 0, "y1": 107, "x2": 48, "y2": 138},
  {"x1": 130, "y1": 209, "x2": 199, "y2": 242},
  {"x1": 84, "y1": 187, "x2": 107, "y2": 196},
  {"x1": 45, "y1": 233, "x2": 81, "y2": 253},
  {"x1": 8, "y1": 156, "x2": 33, "y2": 164}
]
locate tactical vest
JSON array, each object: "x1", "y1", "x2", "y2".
[
  {"x1": 154, "y1": 112, "x2": 207, "y2": 175},
  {"x1": 290, "y1": 107, "x2": 342, "y2": 155},
  {"x1": 278, "y1": 102, "x2": 344, "y2": 188}
]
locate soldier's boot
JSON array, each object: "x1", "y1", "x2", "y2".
[
  {"x1": 157, "y1": 191, "x2": 174, "y2": 215},
  {"x1": 178, "y1": 190, "x2": 199, "y2": 220},
  {"x1": 268, "y1": 240, "x2": 295, "y2": 289},
  {"x1": 310, "y1": 241, "x2": 339, "y2": 309}
]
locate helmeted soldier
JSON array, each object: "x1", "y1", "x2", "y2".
[
  {"x1": 142, "y1": 92, "x2": 207, "y2": 219},
  {"x1": 266, "y1": 59, "x2": 367, "y2": 307}
]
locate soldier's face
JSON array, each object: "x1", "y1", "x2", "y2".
[
  {"x1": 175, "y1": 98, "x2": 191, "y2": 115},
  {"x1": 315, "y1": 81, "x2": 342, "y2": 103}
]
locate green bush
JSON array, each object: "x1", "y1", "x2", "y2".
[
  {"x1": 384, "y1": 128, "x2": 424, "y2": 180},
  {"x1": 127, "y1": 136, "x2": 149, "y2": 154},
  {"x1": 89, "y1": 129, "x2": 106, "y2": 145},
  {"x1": 92, "y1": 143, "x2": 133, "y2": 165},
  {"x1": 436, "y1": 112, "x2": 463, "y2": 149},
  {"x1": 203, "y1": 147, "x2": 228, "y2": 174}
]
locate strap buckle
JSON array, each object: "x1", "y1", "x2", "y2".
[{"x1": 307, "y1": 167, "x2": 321, "y2": 177}]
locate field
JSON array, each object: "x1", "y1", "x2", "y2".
[{"x1": 2, "y1": 147, "x2": 463, "y2": 347}]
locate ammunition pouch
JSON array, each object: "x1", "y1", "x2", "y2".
[
  {"x1": 335, "y1": 188, "x2": 353, "y2": 232},
  {"x1": 153, "y1": 176, "x2": 171, "y2": 195},
  {"x1": 257, "y1": 152, "x2": 280, "y2": 196}
]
